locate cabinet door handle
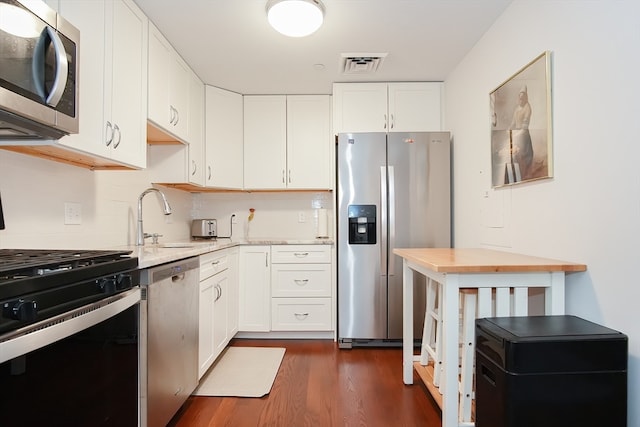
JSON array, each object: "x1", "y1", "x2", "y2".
[
  {"x1": 288, "y1": 169, "x2": 291, "y2": 184},
  {"x1": 294, "y1": 279, "x2": 309, "y2": 286},
  {"x1": 214, "y1": 284, "x2": 222, "y2": 302},
  {"x1": 169, "y1": 106, "x2": 175, "y2": 124},
  {"x1": 294, "y1": 312, "x2": 309, "y2": 320},
  {"x1": 390, "y1": 114, "x2": 395, "y2": 129},
  {"x1": 174, "y1": 107, "x2": 180, "y2": 126},
  {"x1": 191, "y1": 160, "x2": 197, "y2": 176},
  {"x1": 208, "y1": 166, "x2": 212, "y2": 180},
  {"x1": 265, "y1": 253, "x2": 269, "y2": 267},
  {"x1": 113, "y1": 124, "x2": 121, "y2": 149},
  {"x1": 105, "y1": 121, "x2": 113, "y2": 147},
  {"x1": 282, "y1": 169, "x2": 285, "y2": 184},
  {"x1": 384, "y1": 114, "x2": 387, "y2": 129},
  {"x1": 294, "y1": 252, "x2": 309, "y2": 258}
]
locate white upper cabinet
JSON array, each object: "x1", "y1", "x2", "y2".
[
  {"x1": 57, "y1": 0, "x2": 147, "y2": 169},
  {"x1": 333, "y1": 83, "x2": 388, "y2": 133},
  {"x1": 243, "y1": 96, "x2": 287, "y2": 189},
  {"x1": 244, "y1": 95, "x2": 332, "y2": 190},
  {"x1": 205, "y1": 86, "x2": 244, "y2": 189},
  {"x1": 387, "y1": 83, "x2": 442, "y2": 132},
  {"x1": 187, "y1": 71, "x2": 205, "y2": 186},
  {"x1": 332, "y1": 82, "x2": 442, "y2": 133},
  {"x1": 108, "y1": 0, "x2": 148, "y2": 167},
  {"x1": 148, "y1": 23, "x2": 190, "y2": 142},
  {"x1": 286, "y1": 95, "x2": 332, "y2": 190}
]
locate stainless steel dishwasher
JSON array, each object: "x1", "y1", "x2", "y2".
[{"x1": 140, "y1": 257, "x2": 200, "y2": 427}]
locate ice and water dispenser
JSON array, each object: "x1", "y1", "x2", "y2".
[{"x1": 348, "y1": 205, "x2": 376, "y2": 244}]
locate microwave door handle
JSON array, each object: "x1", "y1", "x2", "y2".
[
  {"x1": 31, "y1": 27, "x2": 68, "y2": 107},
  {"x1": 44, "y1": 27, "x2": 69, "y2": 107},
  {"x1": 32, "y1": 28, "x2": 47, "y2": 101}
]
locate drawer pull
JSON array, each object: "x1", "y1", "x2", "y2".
[
  {"x1": 293, "y1": 252, "x2": 309, "y2": 258},
  {"x1": 294, "y1": 279, "x2": 309, "y2": 286},
  {"x1": 211, "y1": 260, "x2": 220, "y2": 266},
  {"x1": 294, "y1": 312, "x2": 309, "y2": 320}
]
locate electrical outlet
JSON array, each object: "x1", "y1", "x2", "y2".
[
  {"x1": 298, "y1": 211, "x2": 306, "y2": 223},
  {"x1": 64, "y1": 202, "x2": 82, "y2": 225}
]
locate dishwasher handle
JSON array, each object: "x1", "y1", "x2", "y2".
[{"x1": 143, "y1": 257, "x2": 200, "y2": 284}]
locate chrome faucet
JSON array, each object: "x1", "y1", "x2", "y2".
[{"x1": 136, "y1": 187, "x2": 172, "y2": 246}]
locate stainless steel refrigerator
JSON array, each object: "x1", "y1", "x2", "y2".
[{"x1": 337, "y1": 132, "x2": 450, "y2": 347}]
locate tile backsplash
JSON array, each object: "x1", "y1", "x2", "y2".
[
  {"x1": 0, "y1": 150, "x2": 333, "y2": 249},
  {"x1": 192, "y1": 192, "x2": 334, "y2": 240}
]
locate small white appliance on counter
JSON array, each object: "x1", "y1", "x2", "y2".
[{"x1": 191, "y1": 219, "x2": 217, "y2": 239}]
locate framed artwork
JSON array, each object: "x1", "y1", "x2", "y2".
[{"x1": 490, "y1": 51, "x2": 552, "y2": 187}]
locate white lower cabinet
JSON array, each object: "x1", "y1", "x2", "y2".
[
  {"x1": 198, "y1": 247, "x2": 239, "y2": 379},
  {"x1": 238, "y1": 246, "x2": 271, "y2": 332},
  {"x1": 270, "y1": 245, "x2": 332, "y2": 331},
  {"x1": 271, "y1": 298, "x2": 331, "y2": 331},
  {"x1": 238, "y1": 244, "x2": 334, "y2": 333}
]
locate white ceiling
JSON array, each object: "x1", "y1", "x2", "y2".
[{"x1": 132, "y1": 0, "x2": 513, "y2": 95}]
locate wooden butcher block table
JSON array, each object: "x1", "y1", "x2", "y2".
[{"x1": 393, "y1": 248, "x2": 587, "y2": 427}]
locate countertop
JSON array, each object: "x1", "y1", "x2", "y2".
[
  {"x1": 392, "y1": 247, "x2": 587, "y2": 273},
  {"x1": 117, "y1": 238, "x2": 334, "y2": 269}
]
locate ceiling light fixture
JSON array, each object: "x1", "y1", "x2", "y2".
[{"x1": 266, "y1": 0, "x2": 325, "y2": 38}]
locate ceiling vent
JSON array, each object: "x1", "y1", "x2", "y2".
[{"x1": 341, "y1": 53, "x2": 387, "y2": 74}]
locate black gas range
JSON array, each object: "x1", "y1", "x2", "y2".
[
  {"x1": 0, "y1": 248, "x2": 141, "y2": 426},
  {"x1": 0, "y1": 249, "x2": 139, "y2": 336}
]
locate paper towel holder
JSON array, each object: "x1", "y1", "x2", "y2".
[{"x1": 316, "y1": 207, "x2": 329, "y2": 239}]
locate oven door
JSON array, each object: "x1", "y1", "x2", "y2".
[{"x1": 0, "y1": 288, "x2": 140, "y2": 427}]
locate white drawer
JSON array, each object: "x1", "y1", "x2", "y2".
[
  {"x1": 270, "y1": 298, "x2": 332, "y2": 331},
  {"x1": 271, "y1": 245, "x2": 331, "y2": 264},
  {"x1": 199, "y1": 249, "x2": 229, "y2": 280},
  {"x1": 271, "y1": 264, "x2": 331, "y2": 297}
]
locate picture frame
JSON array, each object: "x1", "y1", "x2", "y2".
[{"x1": 490, "y1": 51, "x2": 553, "y2": 187}]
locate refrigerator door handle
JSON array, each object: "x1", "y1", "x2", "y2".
[
  {"x1": 380, "y1": 166, "x2": 387, "y2": 276},
  {"x1": 388, "y1": 166, "x2": 396, "y2": 275}
]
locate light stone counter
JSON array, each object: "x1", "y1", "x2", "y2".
[{"x1": 114, "y1": 238, "x2": 334, "y2": 269}]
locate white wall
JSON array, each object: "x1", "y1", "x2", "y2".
[{"x1": 445, "y1": 0, "x2": 640, "y2": 424}]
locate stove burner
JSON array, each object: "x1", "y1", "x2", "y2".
[
  {"x1": 0, "y1": 249, "x2": 137, "y2": 296},
  {"x1": 0, "y1": 249, "x2": 139, "y2": 335}
]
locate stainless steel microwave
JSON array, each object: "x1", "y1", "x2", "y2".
[{"x1": 0, "y1": 0, "x2": 79, "y2": 139}]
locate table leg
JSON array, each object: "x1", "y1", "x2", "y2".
[
  {"x1": 546, "y1": 271, "x2": 566, "y2": 315},
  {"x1": 442, "y1": 274, "x2": 460, "y2": 427},
  {"x1": 402, "y1": 260, "x2": 414, "y2": 385}
]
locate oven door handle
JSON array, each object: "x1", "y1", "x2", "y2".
[{"x1": 0, "y1": 288, "x2": 141, "y2": 364}]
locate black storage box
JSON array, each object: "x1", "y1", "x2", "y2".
[{"x1": 475, "y1": 315, "x2": 627, "y2": 427}]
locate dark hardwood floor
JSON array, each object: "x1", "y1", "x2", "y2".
[{"x1": 168, "y1": 339, "x2": 442, "y2": 427}]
